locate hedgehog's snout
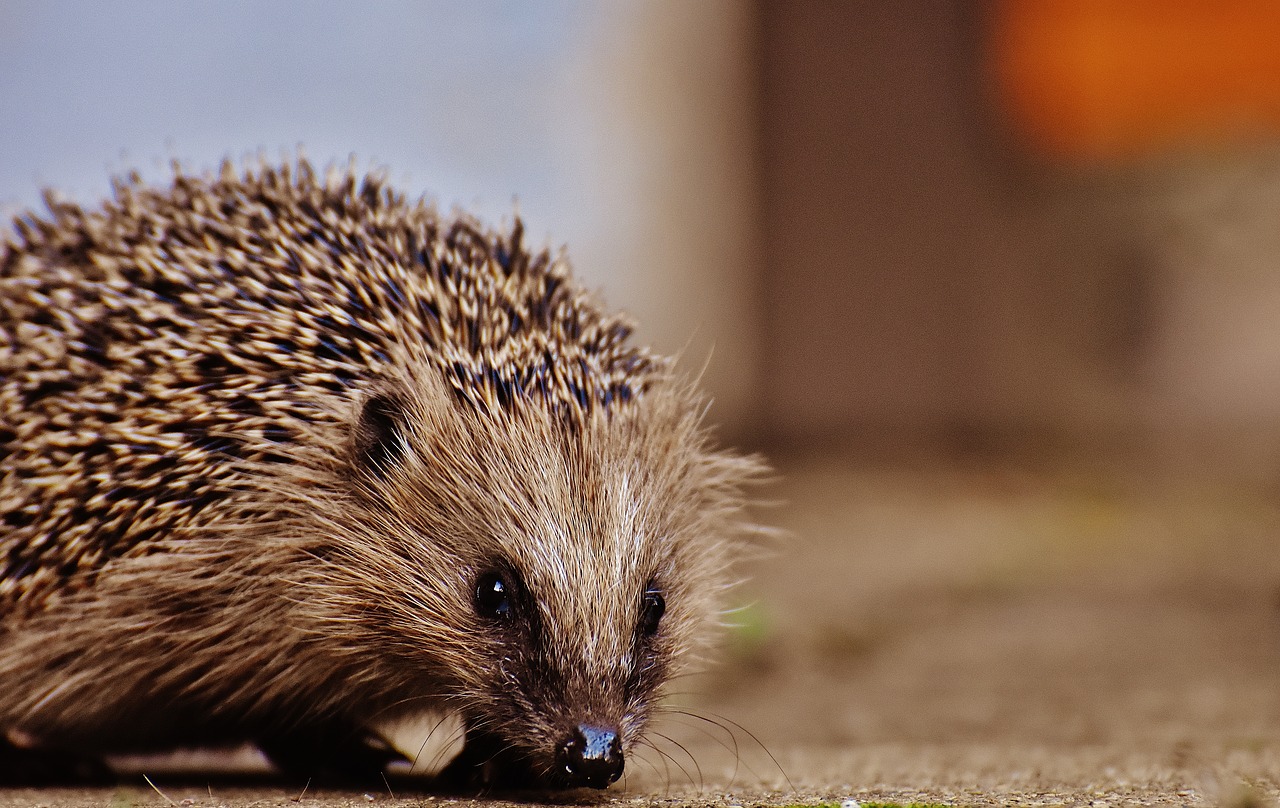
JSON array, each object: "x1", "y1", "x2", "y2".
[{"x1": 555, "y1": 723, "x2": 623, "y2": 789}]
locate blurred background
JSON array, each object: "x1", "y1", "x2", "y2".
[
  {"x1": 7, "y1": 0, "x2": 1280, "y2": 480},
  {"x1": 5, "y1": 0, "x2": 1280, "y2": 480},
  {"x1": 6, "y1": 1, "x2": 1280, "y2": 801}
]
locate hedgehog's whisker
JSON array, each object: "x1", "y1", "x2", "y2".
[
  {"x1": 651, "y1": 707, "x2": 745, "y2": 787},
  {"x1": 650, "y1": 729, "x2": 705, "y2": 794},
  {"x1": 424, "y1": 724, "x2": 468, "y2": 775},
  {"x1": 628, "y1": 741, "x2": 668, "y2": 795},
  {"x1": 364, "y1": 692, "x2": 437, "y2": 724},
  {"x1": 637, "y1": 736, "x2": 690, "y2": 793},
  {"x1": 410, "y1": 710, "x2": 457, "y2": 774},
  {"x1": 663, "y1": 705, "x2": 792, "y2": 791}
]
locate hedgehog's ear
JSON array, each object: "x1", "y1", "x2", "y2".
[{"x1": 352, "y1": 393, "x2": 408, "y2": 478}]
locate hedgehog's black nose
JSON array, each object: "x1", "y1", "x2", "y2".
[{"x1": 556, "y1": 723, "x2": 623, "y2": 789}]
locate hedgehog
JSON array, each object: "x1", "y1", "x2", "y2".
[{"x1": 0, "y1": 160, "x2": 762, "y2": 790}]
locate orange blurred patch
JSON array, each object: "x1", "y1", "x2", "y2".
[{"x1": 989, "y1": 0, "x2": 1280, "y2": 160}]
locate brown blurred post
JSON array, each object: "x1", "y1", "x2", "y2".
[{"x1": 756, "y1": 0, "x2": 1139, "y2": 457}]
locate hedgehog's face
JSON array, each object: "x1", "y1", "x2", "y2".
[
  {"x1": 457, "y1": 541, "x2": 672, "y2": 789},
  {"x1": 339, "y1": 381, "x2": 740, "y2": 790},
  {"x1": 438, "y1": 415, "x2": 711, "y2": 791}
]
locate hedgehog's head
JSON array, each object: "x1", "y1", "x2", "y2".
[{"x1": 306, "y1": 368, "x2": 758, "y2": 789}]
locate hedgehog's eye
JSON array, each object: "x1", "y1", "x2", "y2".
[
  {"x1": 639, "y1": 587, "x2": 665, "y2": 637},
  {"x1": 475, "y1": 571, "x2": 512, "y2": 620}
]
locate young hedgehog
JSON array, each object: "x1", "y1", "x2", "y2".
[{"x1": 0, "y1": 161, "x2": 761, "y2": 790}]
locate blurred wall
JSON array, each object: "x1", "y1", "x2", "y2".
[
  {"x1": 0, "y1": 1, "x2": 761, "y2": 430},
  {"x1": 564, "y1": 2, "x2": 762, "y2": 432},
  {"x1": 757, "y1": 0, "x2": 1280, "y2": 478},
  {"x1": 757, "y1": 0, "x2": 1142, "y2": 452},
  {"x1": 8, "y1": 1, "x2": 1280, "y2": 473},
  {"x1": 1133, "y1": 152, "x2": 1280, "y2": 476}
]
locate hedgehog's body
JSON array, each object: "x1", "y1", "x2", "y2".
[{"x1": 0, "y1": 162, "x2": 757, "y2": 789}]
